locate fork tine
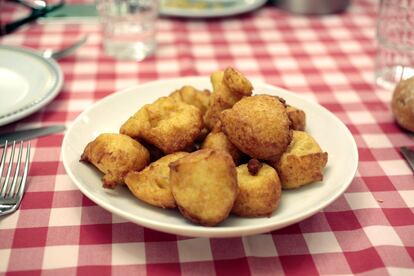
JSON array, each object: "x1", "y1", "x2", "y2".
[
  {"x1": 1, "y1": 141, "x2": 15, "y2": 197},
  {"x1": 7, "y1": 141, "x2": 24, "y2": 199},
  {"x1": 0, "y1": 140, "x2": 7, "y2": 173},
  {"x1": 16, "y1": 142, "x2": 30, "y2": 201},
  {"x1": 0, "y1": 141, "x2": 8, "y2": 192}
]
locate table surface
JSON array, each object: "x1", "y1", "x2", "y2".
[{"x1": 1, "y1": 0, "x2": 414, "y2": 275}]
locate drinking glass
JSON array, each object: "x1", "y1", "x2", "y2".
[
  {"x1": 375, "y1": 0, "x2": 414, "y2": 90},
  {"x1": 96, "y1": 0, "x2": 159, "y2": 61}
]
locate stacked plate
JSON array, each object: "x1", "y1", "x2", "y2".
[
  {"x1": 160, "y1": 0, "x2": 268, "y2": 18},
  {"x1": 0, "y1": 46, "x2": 63, "y2": 126}
]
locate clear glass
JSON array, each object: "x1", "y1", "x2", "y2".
[
  {"x1": 375, "y1": 0, "x2": 414, "y2": 90},
  {"x1": 96, "y1": 0, "x2": 159, "y2": 61}
]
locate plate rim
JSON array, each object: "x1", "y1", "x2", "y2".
[
  {"x1": 160, "y1": 0, "x2": 267, "y2": 18},
  {"x1": 0, "y1": 45, "x2": 64, "y2": 126},
  {"x1": 62, "y1": 76, "x2": 359, "y2": 238}
]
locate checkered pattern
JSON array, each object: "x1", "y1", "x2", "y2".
[{"x1": 1, "y1": 0, "x2": 413, "y2": 274}]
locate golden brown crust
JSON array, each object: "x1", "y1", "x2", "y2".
[
  {"x1": 220, "y1": 95, "x2": 292, "y2": 161},
  {"x1": 119, "y1": 103, "x2": 150, "y2": 138},
  {"x1": 287, "y1": 105, "x2": 306, "y2": 131},
  {"x1": 391, "y1": 76, "x2": 414, "y2": 132},
  {"x1": 125, "y1": 152, "x2": 189, "y2": 208},
  {"x1": 222, "y1": 67, "x2": 253, "y2": 97},
  {"x1": 203, "y1": 67, "x2": 253, "y2": 130},
  {"x1": 211, "y1": 120, "x2": 223, "y2": 133},
  {"x1": 120, "y1": 97, "x2": 203, "y2": 154},
  {"x1": 169, "y1": 149, "x2": 237, "y2": 226},
  {"x1": 80, "y1": 67, "x2": 331, "y2": 227},
  {"x1": 169, "y1": 85, "x2": 211, "y2": 116},
  {"x1": 201, "y1": 131, "x2": 242, "y2": 164},
  {"x1": 80, "y1": 133, "x2": 150, "y2": 189},
  {"x1": 232, "y1": 163, "x2": 281, "y2": 217},
  {"x1": 274, "y1": 131, "x2": 328, "y2": 189}
]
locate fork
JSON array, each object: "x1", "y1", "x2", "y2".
[
  {"x1": 400, "y1": 131, "x2": 414, "y2": 172},
  {"x1": 41, "y1": 35, "x2": 88, "y2": 60},
  {"x1": 0, "y1": 141, "x2": 30, "y2": 217},
  {"x1": 400, "y1": 146, "x2": 414, "y2": 171}
]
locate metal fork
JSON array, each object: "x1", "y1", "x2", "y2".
[
  {"x1": 400, "y1": 146, "x2": 414, "y2": 172},
  {"x1": 400, "y1": 131, "x2": 414, "y2": 172},
  {"x1": 42, "y1": 35, "x2": 89, "y2": 60},
  {"x1": 0, "y1": 141, "x2": 30, "y2": 217}
]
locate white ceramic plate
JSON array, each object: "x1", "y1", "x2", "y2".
[
  {"x1": 62, "y1": 77, "x2": 358, "y2": 238},
  {"x1": 0, "y1": 45, "x2": 63, "y2": 126},
  {"x1": 160, "y1": 0, "x2": 267, "y2": 18}
]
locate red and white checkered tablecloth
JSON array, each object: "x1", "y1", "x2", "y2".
[{"x1": 1, "y1": 0, "x2": 413, "y2": 275}]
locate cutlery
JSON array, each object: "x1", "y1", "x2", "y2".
[
  {"x1": 0, "y1": 125, "x2": 65, "y2": 146},
  {"x1": 42, "y1": 35, "x2": 88, "y2": 60},
  {"x1": 15, "y1": 0, "x2": 47, "y2": 10},
  {"x1": 400, "y1": 146, "x2": 414, "y2": 172},
  {"x1": 1, "y1": 0, "x2": 65, "y2": 36},
  {"x1": 0, "y1": 141, "x2": 30, "y2": 217}
]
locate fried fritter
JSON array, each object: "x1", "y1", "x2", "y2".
[
  {"x1": 223, "y1": 67, "x2": 254, "y2": 96},
  {"x1": 169, "y1": 149, "x2": 238, "y2": 226},
  {"x1": 275, "y1": 131, "x2": 328, "y2": 189},
  {"x1": 125, "y1": 152, "x2": 189, "y2": 208},
  {"x1": 120, "y1": 96, "x2": 203, "y2": 154},
  {"x1": 287, "y1": 105, "x2": 306, "y2": 131},
  {"x1": 203, "y1": 67, "x2": 253, "y2": 129},
  {"x1": 201, "y1": 126, "x2": 242, "y2": 164},
  {"x1": 232, "y1": 160, "x2": 281, "y2": 217},
  {"x1": 119, "y1": 102, "x2": 149, "y2": 139},
  {"x1": 391, "y1": 76, "x2": 414, "y2": 132},
  {"x1": 221, "y1": 95, "x2": 292, "y2": 161},
  {"x1": 169, "y1": 85, "x2": 211, "y2": 116},
  {"x1": 80, "y1": 133, "x2": 150, "y2": 189}
]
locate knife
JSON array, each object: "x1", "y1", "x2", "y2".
[
  {"x1": 400, "y1": 146, "x2": 414, "y2": 172},
  {"x1": 0, "y1": 125, "x2": 66, "y2": 146}
]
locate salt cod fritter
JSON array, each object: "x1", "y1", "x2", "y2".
[
  {"x1": 125, "y1": 152, "x2": 189, "y2": 208},
  {"x1": 80, "y1": 133, "x2": 150, "y2": 188},
  {"x1": 80, "y1": 66, "x2": 329, "y2": 228},
  {"x1": 220, "y1": 95, "x2": 292, "y2": 161},
  {"x1": 286, "y1": 105, "x2": 306, "y2": 131},
  {"x1": 201, "y1": 121, "x2": 242, "y2": 164},
  {"x1": 169, "y1": 149, "x2": 238, "y2": 226},
  {"x1": 275, "y1": 131, "x2": 328, "y2": 189},
  {"x1": 203, "y1": 67, "x2": 253, "y2": 130},
  {"x1": 232, "y1": 161, "x2": 282, "y2": 217},
  {"x1": 120, "y1": 96, "x2": 203, "y2": 154},
  {"x1": 168, "y1": 85, "x2": 211, "y2": 117},
  {"x1": 391, "y1": 76, "x2": 414, "y2": 132}
]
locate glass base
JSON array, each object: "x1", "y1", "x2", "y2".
[
  {"x1": 104, "y1": 40, "x2": 156, "y2": 61},
  {"x1": 375, "y1": 65, "x2": 414, "y2": 91}
]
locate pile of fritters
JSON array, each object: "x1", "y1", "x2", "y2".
[{"x1": 80, "y1": 67, "x2": 328, "y2": 226}]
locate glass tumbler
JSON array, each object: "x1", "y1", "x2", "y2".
[
  {"x1": 375, "y1": 0, "x2": 414, "y2": 90},
  {"x1": 96, "y1": 0, "x2": 159, "y2": 61}
]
